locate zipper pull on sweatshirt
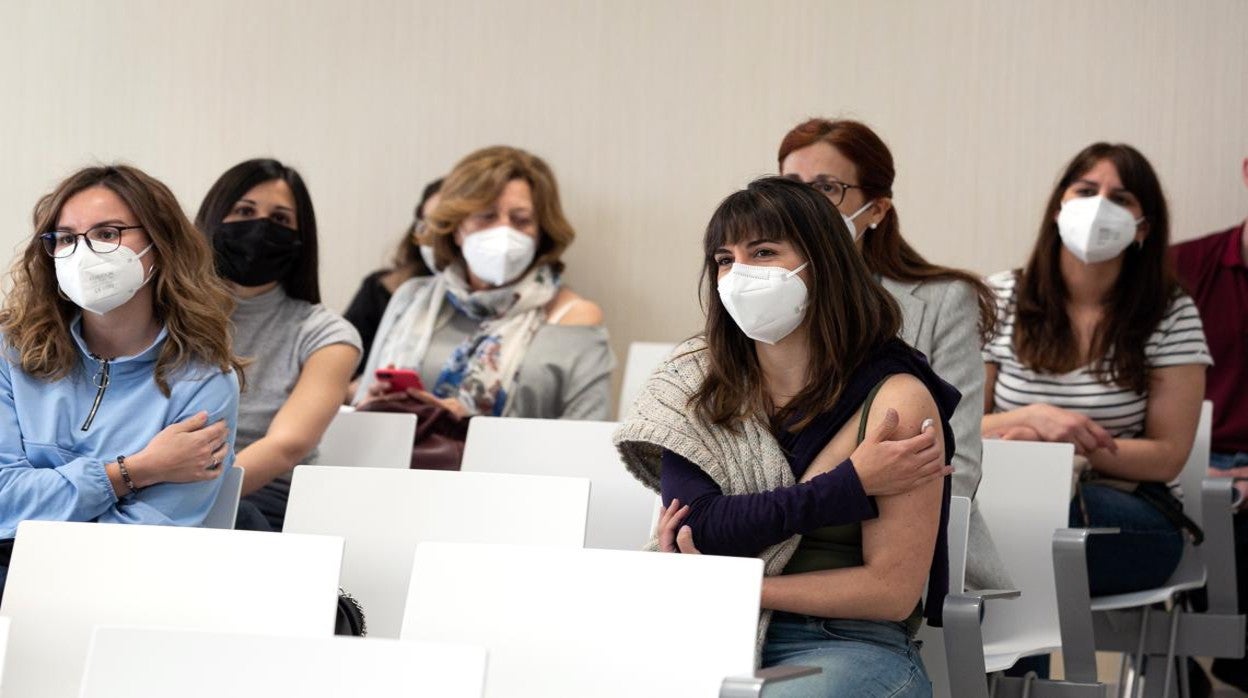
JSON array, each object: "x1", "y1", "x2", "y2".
[{"x1": 81, "y1": 355, "x2": 112, "y2": 431}]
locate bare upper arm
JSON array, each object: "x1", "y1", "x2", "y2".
[
  {"x1": 1142, "y1": 363, "x2": 1206, "y2": 475},
  {"x1": 547, "y1": 288, "x2": 604, "y2": 326},
  {"x1": 860, "y1": 374, "x2": 946, "y2": 608},
  {"x1": 264, "y1": 343, "x2": 361, "y2": 454}
]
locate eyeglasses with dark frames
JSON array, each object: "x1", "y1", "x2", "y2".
[
  {"x1": 39, "y1": 225, "x2": 145, "y2": 258},
  {"x1": 803, "y1": 178, "x2": 865, "y2": 207}
]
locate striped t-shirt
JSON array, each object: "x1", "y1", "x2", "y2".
[{"x1": 982, "y1": 270, "x2": 1212, "y2": 438}]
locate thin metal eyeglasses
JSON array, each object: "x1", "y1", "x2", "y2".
[{"x1": 39, "y1": 225, "x2": 144, "y2": 258}]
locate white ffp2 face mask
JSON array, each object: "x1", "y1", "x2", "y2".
[
  {"x1": 1057, "y1": 196, "x2": 1144, "y2": 264},
  {"x1": 460, "y1": 225, "x2": 537, "y2": 286},
  {"x1": 419, "y1": 244, "x2": 439, "y2": 272},
  {"x1": 717, "y1": 262, "x2": 810, "y2": 345},
  {"x1": 55, "y1": 243, "x2": 155, "y2": 315},
  {"x1": 841, "y1": 200, "x2": 874, "y2": 241}
]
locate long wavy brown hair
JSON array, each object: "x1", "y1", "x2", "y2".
[
  {"x1": 778, "y1": 118, "x2": 996, "y2": 342},
  {"x1": 694, "y1": 177, "x2": 902, "y2": 431},
  {"x1": 1014, "y1": 143, "x2": 1174, "y2": 393},
  {"x1": 424, "y1": 146, "x2": 575, "y2": 276},
  {"x1": 1, "y1": 165, "x2": 245, "y2": 395}
]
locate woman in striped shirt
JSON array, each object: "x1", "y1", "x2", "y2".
[{"x1": 981, "y1": 143, "x2": 1211, "y2": 596}]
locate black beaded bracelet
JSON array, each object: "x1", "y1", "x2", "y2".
[{"x1": 117, "y1": 455, "x2": 138, "y2": 495}]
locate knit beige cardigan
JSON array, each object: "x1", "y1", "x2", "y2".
[{"x1": 612, "y1": 337, "x2": 802, "y2": 659}]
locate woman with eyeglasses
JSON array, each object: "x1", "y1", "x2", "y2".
[
  {"x1": 777, "y1": 118, "x2": 1011, "y2": 592},
  {"x1": 0, "y1": 165, "x2": 243, "y2": 598},
  {"x1": 982, "y1": 143, "x2": 1210, "y2": 596},
  {"x1": 195, "y1": 159, "x2": 362, "y2": 532}
]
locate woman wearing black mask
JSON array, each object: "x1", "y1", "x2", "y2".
[{"x1": 196, "y1": 159, "x2": 361, "y2": 531}]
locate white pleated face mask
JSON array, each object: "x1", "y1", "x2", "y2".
[
  {"x1": 841, "y1": 200, "x2": 874, "y2": 241},
  {"x1": 419, "y1": 244, "x2": 439, "y2": 272},
  {"x1": 1057, "y1": 196, "x2": 1145, "y2": 264},
  {"x1": 460, "y1": 225, "x2": 537, "y2": 286},
  {"x1": 717, "y1": 261, "x2": 810, "y2": 344},
  {"x1": 55, "y1": 243, "x2": 155, "y2": 315}
]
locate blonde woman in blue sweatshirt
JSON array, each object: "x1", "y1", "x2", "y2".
[{"x1": 0, "y1": 165, "x2": 244, "y2": 597}]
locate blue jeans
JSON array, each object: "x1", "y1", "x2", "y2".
[
  {"x1": 760, "y1": 614, "x2": 930, "y2": 697},
  {"x1": 1071, "y1": 483, "x2": 1184, "y2": 597}
]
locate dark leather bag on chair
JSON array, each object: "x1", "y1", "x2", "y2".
[{"x1": 357, "y1": 398, "x2": 469, "y2": 471}]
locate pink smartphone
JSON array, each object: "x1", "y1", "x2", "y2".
[{"x1": 375, "y1": 368, "x2": 425, "y2": 393}]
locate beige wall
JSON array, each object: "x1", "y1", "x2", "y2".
[{"x1": 2, "y1": 0, "x2": 1245, "y2": 386}]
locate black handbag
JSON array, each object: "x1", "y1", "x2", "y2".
[{"x1": 335, "y1": 589, "x2": 367, "y2": 636}]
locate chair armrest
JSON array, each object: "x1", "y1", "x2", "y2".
[
  {"x1": 1052, "y1": 527, "x2": 1120, "y2": 684},
  {"x1": 719, "y1": 665, "x2": 821, "y2": 697},
  {"x1": 1202, "y1": 478, "x2": 1239, "y2": 615},
  {"x1": 965, "y1": 589, "x2": 1021, "y2": 601},
  {"x1": 942, "y1": 591, "x2": 1020, "y2": 698}
]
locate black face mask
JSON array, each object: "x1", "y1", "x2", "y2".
[{"x1": 212, "y1": 218, "x2": 303, "y2": 287}]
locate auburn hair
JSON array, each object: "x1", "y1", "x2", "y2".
[
  {"x1": 424, "y1": 146, "x2": 575, "y2": 276},
  {"x1": 694, "y1": 177, "x2": 902, "y2": 431},
  {"x1": 1, "y1": 165, "x2": 245, "y2": 395},
  {"x1": 1013, "y1": 143, "x2": 1175, "y2": 393},
  {"x1": 778, "y1": 118, "x2": 996, "y2": 342}
]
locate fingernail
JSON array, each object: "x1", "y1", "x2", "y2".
[{"x1": 921, "y1": 418, "x2": 934, "y2": 432}]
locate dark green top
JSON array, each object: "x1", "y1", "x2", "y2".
[{"x1": 781, "y1": 380, "x2": 924, "y2": 635}]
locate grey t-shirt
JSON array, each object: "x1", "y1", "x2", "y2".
[{"x1": 231, "y1": 287, "x2": 362, "y2": 469}]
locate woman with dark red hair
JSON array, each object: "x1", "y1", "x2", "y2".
[{"x1": 778, "y1": 118, "x2": 1010, "y2": 591}]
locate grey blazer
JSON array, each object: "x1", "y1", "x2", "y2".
[{"x1": 881, "y1": 276, "x2": 1013, "y2": 590}]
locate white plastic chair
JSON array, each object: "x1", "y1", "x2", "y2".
[
  {"x1": 0, "y1": 615, "x2": 9, "y2": 694},
  {"x1": 939, "y1": 440, "x2": 1108, "y2": 697},
  {"x1": 283, "y1": 465, "x2": 590, "y2": 639},
  {"x1": 315, "y1": 410, "x2": 417, "y2": 468},
  {"x1": 80, "y1": 626, "x2": 488, "y2": 698},
  {"x1": 0, "y1": 520, "x2": 343, "y2": 698},
  {"x1": 200, "y1": 465, "x2": 244, "y2": 529},
  {"x1": 401, "y1": 542, "x2": 815, "y2": 697},
  {"x1": 915, "y1": 496, "x2": 974, "y2": 698},
  {"x1": 1054, "y1": 401, "x2": 1243, "y2": 696},
  {"x1": 461, "y1": 417, "x2": 654, "y2": 550},
  {"x1": 616, "y1": 341, "x2": 677, "y2": 419}
]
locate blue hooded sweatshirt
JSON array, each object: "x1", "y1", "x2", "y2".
[{"x1": 0, "y1": 317, "x2": 239, "y2": 538}]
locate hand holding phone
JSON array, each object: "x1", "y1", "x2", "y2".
[{"x1": 375, "y1": 368, "x2": 425, "y2": 393}]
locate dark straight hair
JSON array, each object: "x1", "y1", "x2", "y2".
[
  {"x1": 1014, "y1": 143, "x2": 1174, "y2": 393},
  {"x1": 194, "y1": 158, "x2": 321, "y2": 303},
  {"x1": 694, "y1": 176, "x2": 902, "y2": 431}
]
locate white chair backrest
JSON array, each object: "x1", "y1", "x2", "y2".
[
  {"x1": 1179, "y1": 401, "x2": 1214, "y2": 526},
  {"x1": 918, "y1": 495, "x2": 973, "y2": 698},
  {"x1": 402, "y1": 542, "x2": 761, "y2": 698},
  {"x1": 284, "y1": 466, "x2": 590, "y2": 639},
  {"x1": 947, "y1": 495, "x2": 972, "y2": 595},
  {"x1": 315, "y1": 410, "x2": 417, "y2": 468},
  {"x1": 461, "y1": 417, "x2": 654, "y2": 551},
  {"x1": 0, "y1": 615, "x2": 9, "y2": 694},
  {"x1": 200, "y1": 465, "x2": 244, "y2": 529},
  {"x1": 80, "y1": 627, "x2": 487, "y2": 698},
  {"x1": 0, "y1": 521, "x2": 342, "y2": 698},
  {"x1": 976, "y1": 439, "x2": 1076, "y2": 663},
  {"x1": 616, "y1": 341, "x2": 677, "y2": 418}
]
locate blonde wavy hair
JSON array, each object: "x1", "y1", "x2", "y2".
[
  {"x1": 424, "y1": 145, "x2": 576, "y2": 274},
  {"x1": 0, "y1": 165, "x2": 245, "y2": 395}
]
